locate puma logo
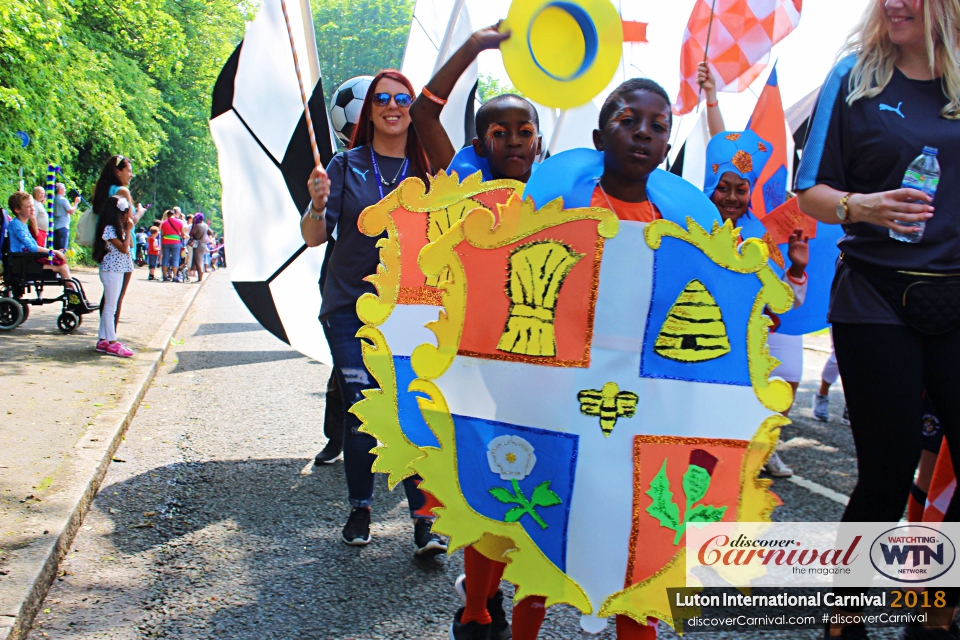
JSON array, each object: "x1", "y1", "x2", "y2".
[
  {"x1": 351, "y1": 167, "x2": 369, "y2": 181},
  {"x1": 880, "y1": 102, "x2": 905, "y2": 118}
]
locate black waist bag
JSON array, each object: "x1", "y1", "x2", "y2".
[{"x1": 843, "y1": 254, "x2": 960, "y2": 335}]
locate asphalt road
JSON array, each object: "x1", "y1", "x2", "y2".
[{"x1": 26, "y1": 270, "x2": 895, "y2": 639}]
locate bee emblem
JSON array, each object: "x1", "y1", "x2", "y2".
[{"x1": 577, "y1": 382, "x2": 639, "y2": 437}]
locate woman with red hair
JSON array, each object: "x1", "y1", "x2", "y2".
[{"x1": 300, "y1": 70, "x2": 444, "y2": 555}]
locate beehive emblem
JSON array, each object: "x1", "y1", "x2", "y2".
[
  {"x1": 577, "y1": 382, "x2": 639, "y2": 437},
  {"x1": 653, "y1": 279, "x2": 731, "y2": 362},
  {"x1": 497, "y1": 240, "x2": 583, "y2": 357}
]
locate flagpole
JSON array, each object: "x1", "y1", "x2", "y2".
[
  {"x1": 696, "y1": 0, "x2": 719, "y2": 112},
  {"x1": 280, "y1": 0, "x2": 321, "y2": 169},
  {"x1": 434, "y1": 0, "x2": 467, "y2": 74},
  {"x1": 547, "y1": 109, "x2": 568, "y2": 157}
]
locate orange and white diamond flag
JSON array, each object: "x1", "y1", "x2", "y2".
[{"x1": 674, "y1": 0, "x2": 802, "y2": 115}]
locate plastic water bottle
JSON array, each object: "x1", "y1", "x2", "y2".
[{"x1": 891, "y1": 146, "x2": 939, "y2": 243}]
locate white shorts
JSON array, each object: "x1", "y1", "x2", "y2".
[{"x1": 768, "y1": 332, "x2": 804, "y2": 383}]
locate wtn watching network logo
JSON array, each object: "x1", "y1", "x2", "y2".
[{"x1": 870, "y1": 525, "x2": 956, "y2": 583}]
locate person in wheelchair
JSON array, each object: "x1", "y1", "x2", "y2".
[{"x1": 7, "y1": 191, "x2": 77, "y2": 290}]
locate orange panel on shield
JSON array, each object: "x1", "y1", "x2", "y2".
[
  {"x1": 626, "y1": 436, "x2": 748, "y2": 588},
  {"x1": 394, "y1": 188, "x2": 520, "y2": 306},
  {"x1": 456, "y1": 218, "x2": 604, "y2": 367}
]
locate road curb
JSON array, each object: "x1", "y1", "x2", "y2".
[{"x1": 1, "y1": 276, "x2": 207, "y2": 640}]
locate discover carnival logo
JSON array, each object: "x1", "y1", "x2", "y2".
[{"x1": 869, "y1": 525, "x2": 956, "y2": 583}]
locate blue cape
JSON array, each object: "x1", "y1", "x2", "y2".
[
  {"x1": 448, "y1": 145, "x2": 540, "y2": 182},
  {"x1": 524, "y1": 148, "x2": 722, "y2": 229}
]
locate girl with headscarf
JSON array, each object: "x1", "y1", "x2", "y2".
[
  {"x1": 188, "y1": 213, "x2": 209, "y2": 283},
  {"x1": 703, "y1": 130, "x2": 809, "y2": 478}
]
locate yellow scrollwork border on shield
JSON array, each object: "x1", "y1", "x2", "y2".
[
  {"x1": 412, "y1": 193, "x2": 618, "y2": 380},
  {"x1": 644, "y1": 218, "x2": 795, "y2": 413}
]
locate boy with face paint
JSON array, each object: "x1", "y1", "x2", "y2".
[
  {"x1": 590, "y1": 79, "x2": 674, "y2": 222},
  {"x1": 409, "y1": 24, "x2": 542, "y2": 183},
  {"x1": 410, "y1": 24, "x2": 546, "y2": 640}
]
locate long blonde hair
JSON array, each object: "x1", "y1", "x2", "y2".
[{"x1": 840, "y1": 0, "x2": 960, "y2": 119}]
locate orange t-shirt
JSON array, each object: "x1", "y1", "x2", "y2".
[{"x1": 590, "y1": 186, "x2": 661, "y2": 223}]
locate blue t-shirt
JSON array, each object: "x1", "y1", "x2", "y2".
[
  {"x1": 319, "y1": 146, "x2": 407, "y2": 320},
  {"x1": 8, "y1": 217, "x2": 39, "y2": 253},
  {"x1": 796, "y1": 56, "x2": 960, "y2": 324},
  {"x1": 54, "y1": 195, "x2": 72, "y2": 230}
]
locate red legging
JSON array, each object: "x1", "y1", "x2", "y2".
[{"x1": 461, "y1": 546, "x2": 657, "y2": 639}]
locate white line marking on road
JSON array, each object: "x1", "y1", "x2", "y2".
[{"x1": 788, "y1": 474, "x2": 850, "y2": 506}]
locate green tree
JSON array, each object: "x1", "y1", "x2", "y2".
[
  {"x1": 313, "y1": 0, "x2": 415, "y2": 107},
  {"x1": 477, "y1": 72, "x2": 524, "y2": 102}
]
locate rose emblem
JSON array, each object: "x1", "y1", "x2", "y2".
[{"x1": 486, "y1": 435, "x2": 537, "y2": 481}]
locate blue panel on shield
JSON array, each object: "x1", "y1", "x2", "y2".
[
  {"x1": 394, "y1": 356, "x2": 441, "y2": 449},
  {"x1": 453, "y1": 416, "x2": 577, "y2": 571},
  {"x1": 640, "y1": 236, "x2": 759, "y2": 386}
]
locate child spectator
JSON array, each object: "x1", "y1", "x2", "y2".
[
  {"x1": 93, "y1": 196, "x2": 135, "y2": 357},
  {"x1": 6, "y1": 191, "x2": 77, "y2": 290},
  {"x1": 146, "y1": 226, "x2": 161, "y2": 280}
]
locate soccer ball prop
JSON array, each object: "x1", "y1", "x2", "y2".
[
  {"x1": 330, "y1": 76, "x2": 373, "y2": 145},
  {"x1": 209, "y1": 0, "x2": 336, "y2": 363}
]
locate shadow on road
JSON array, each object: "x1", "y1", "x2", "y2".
[{"x1": 74, "y1": 457, "x2": 454, "y2": 639}]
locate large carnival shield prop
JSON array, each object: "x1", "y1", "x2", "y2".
[{"x1": 352, "y1": 172, "x2": 794, "y2": 631}]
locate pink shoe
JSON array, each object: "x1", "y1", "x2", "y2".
[
  {"x1": 96, "y1": 339, "x2": 109, "y2": 353},
  {"x1": 105, "y1": 342, "x2": 133, "y2": 358}
]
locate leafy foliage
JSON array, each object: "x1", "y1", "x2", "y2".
[
  {"x1": 313, "y1": 0, "x2": 415, "y2": 110},
  {"x1": 0, "y1": 0, "x2": 251, "y2": 235},
  {"x1": 489, "y1": 478, "x2": 562, "y2": 529}
]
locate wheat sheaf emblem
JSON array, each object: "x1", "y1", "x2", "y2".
[{"x1": 497, "y1": 240, "x2": 583, "y2": 357}]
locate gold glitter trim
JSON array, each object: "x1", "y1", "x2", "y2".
[
  {"x1": 397, "y1": 170, "x2": 524, "y2": 213},
  {"x1": 403, "y1": 377, "x2": 593, "y2": 611},
  {"x1": 711, "y1": 163, "x2": 719, "y2": 174},
  {"x1": 398, "y1": 286, "x2": 444, "y2": 306},
  {"x1": 645, "y1": 218, "x2": 794, "y2": 412},
  {"x1": 625, "y1": 436, "x2": 748, "y2": 584},
  {"x1": 414, "y1": 194, "x2": 617, "y2": 379},
  {"x1": 731, "y1": 150, "x2": 753, "y2": 174},
  {"x1": 761, "y1": 233, "x2": 785, "y2": 270},
  {"x1": 757, "y1": 142, "x2": 768, "y2": 152},
  {"x1": 456, "y1": 233, "x2": 605, "y2": 368},
  {"x1": 599, "y1": 548, "x2": 698, "y2": 630},
  {"x1": 725, "y1": 133, "x2": 741, "y2": 141},
  {"x1": 356, "y1": 190, "x2": 403, "y2": 327}
]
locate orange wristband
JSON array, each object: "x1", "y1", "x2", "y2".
[
  {"x1": 421, "y1": 86, "x2": 448, "y2": 106},
  {"x1": 706, "y1": 101, "x2": 719, "y2": 108}
]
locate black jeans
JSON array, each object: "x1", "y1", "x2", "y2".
[
  {"x1": 323, "y1": 372, "x2": 343, "y2": 451},
  {"x1": 833, "y1": 322, "x2": 960, "y2": 607},
  {"x1": 321, "y1": 308, "x2": 427, "y2": 515}
]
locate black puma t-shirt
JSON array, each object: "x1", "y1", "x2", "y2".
[
  {"x1": 318, "y1": 146, "x2": 407, "y2": 320},
  {"x1": 796, "y1": 56, "x2": 960, "y2": 324}
]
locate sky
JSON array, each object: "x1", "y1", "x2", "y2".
[{"x1": 462, "y1": 0, "x2": 872, "y2": 148}]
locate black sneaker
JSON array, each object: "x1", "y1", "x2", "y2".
[
  {"x1": 414, "y1": 518, "x2": 447, "y2": 557},
  {"x1": 487, "y1": 590, "x2": 511, "y2": 640},
  {"x1": 314, "y1": 441, "x2": 342, "y2": 465},
  {"x1": 342, "y1": 507, "x2": 371, "y2": 546},
  {"x1": 449, "y1": 607, "x2": 491, "y2": 640}
]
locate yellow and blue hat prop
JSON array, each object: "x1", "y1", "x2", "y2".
[{"x1": 500, "y1": 0, "x2": 624, "y2": 109}]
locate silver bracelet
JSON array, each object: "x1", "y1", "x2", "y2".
[{"x1": 305, "y1": 205, "x2": 326, "y2": 221}]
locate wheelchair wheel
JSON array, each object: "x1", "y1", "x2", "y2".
[
  {"x1": 19, "y1": 302, "x2": 30, "y2": 323},
  {"x1": 0, "y1": 297, "x2": 24, "y2": 330},
  {"x1": 57, "y1": 310, "x2": 81, "y2": 333}
]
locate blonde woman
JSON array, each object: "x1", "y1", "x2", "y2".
[{"x1": 795, "y1": 1, "x2": 960, "y2": 638}]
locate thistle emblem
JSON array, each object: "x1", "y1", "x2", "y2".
[{"x1": 577, "y1": 382, "x2": 638, "y2": 436}]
